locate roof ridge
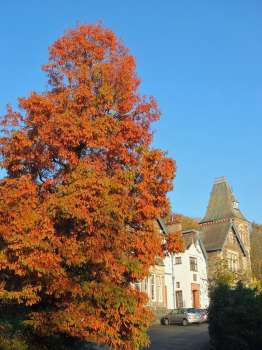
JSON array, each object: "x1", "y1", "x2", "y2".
[{"x1": 200, "y1": 218, "x2": 230, "y2": 226}]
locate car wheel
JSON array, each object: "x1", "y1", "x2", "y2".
[
  {"x1": 182, "y1": 319, "x2": 188, "y2": 326},
  {"x1": 163, "y1": 318, "x2": 169, "y2": 326}
]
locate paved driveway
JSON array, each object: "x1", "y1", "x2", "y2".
[{"x1": 146, "y1": 323, "x2": 209, "y2": 350}]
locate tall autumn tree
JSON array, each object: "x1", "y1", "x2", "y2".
[{"x1": 0, "y1": 24, "x2": 177, "y2": 349}]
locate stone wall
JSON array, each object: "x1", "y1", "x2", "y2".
[
  {"x1": 233, "y1": 218, "x2": 252, "y2": 278},
  {"x1": 206, "y1": 251, "x2": 222, "y2": 279}
]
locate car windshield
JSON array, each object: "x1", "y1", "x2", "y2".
[{"x1": 186, "y1": 308, "x2": 197, "y2": 313}]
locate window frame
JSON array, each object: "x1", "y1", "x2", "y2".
[
  {"x1": 227, "y1": 251, "x2": 239, "y2": 272},
  {"x1": 189, "y1": 257, "x2": 198, "y2": 272},
  {"x1": 150, "y1": 274, "x2": 156, "y2": 301},
  {"x1": 175, "y1": 256, "x2": 182, "y2": 265},
  {"x1": 156, "y1": 275, "x2": 162, "y2": 302}
]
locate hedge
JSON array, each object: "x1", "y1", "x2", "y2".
[{"x1": 208, "y1": 282, "x2": 262, "y2": 350}]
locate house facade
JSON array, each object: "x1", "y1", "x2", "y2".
[
  {"x1": 136, "y1": 261, "x2": 167, "y2": 310},
  {"x1": 164, "y1": 229, "x2": 209, "y2": 310}
]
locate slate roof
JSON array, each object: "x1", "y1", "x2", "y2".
[
  {"x1": 200, "y1": 177, "x2": 246, "y2": 223},
  {"x1": 200, "y1": 222, "x2": 230, "y2": 252}
]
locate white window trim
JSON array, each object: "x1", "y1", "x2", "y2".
[
  {"x1": 144, "y1": 277, "x2": 148, "y2": 294},
  {"x1": 150, "y1": 274, "x2": 156, "y2": 301},
  {"x1": 189, "y1": 256, "x2": 198, "y2": 272},
  {"x1": 156, "y1": 275, "x2": 163, "y2": 302}
]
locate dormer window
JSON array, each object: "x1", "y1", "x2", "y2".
[{"x1": 233, "y1": 200, "x2": 239, "y2": 209}]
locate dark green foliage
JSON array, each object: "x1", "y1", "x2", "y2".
[
  {"x1": 0, "y1": 305, "x2": 91, "y2": 350},
  {"x1": 208, "y1": 282, "x2": 262, "y2": 350}
]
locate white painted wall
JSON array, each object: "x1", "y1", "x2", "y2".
[
  {"x1": 164, "y1": 239, "x2": 209, "y2": 309},
  {"x1": 163, "y1": 254, "x2": 175, "y2": 309}
]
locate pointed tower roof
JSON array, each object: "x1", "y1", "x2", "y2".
[{"x1": 200, "y1": 177, "x2": 246, "y2": 223}]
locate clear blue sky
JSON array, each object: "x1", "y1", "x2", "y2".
[{"x1": 1, "y1": 0, "x2": 261, "y2": 222}]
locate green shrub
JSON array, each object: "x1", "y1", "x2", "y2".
[
  {"x1": 209, "y1": 282, "x2": 262, "y2": 350},
  {"x1": 0, "y1": 335, "x2": 29, "y2": 350},
  {"x1": 0, "y1": 304, "x2": 94, "y2": 350},
  {"x1": 0, "y1": 331, "x2": 93, "y2": 350}
]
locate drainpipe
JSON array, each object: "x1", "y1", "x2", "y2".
[{"x1": 171, "y1": 253, "x2": 175, "y2": 309}]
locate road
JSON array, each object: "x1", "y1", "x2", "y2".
[{"x1": 146, "y1": 323, "x2": 209, "y2": 350}]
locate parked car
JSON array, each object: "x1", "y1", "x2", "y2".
[
  {"x1": 161, "y1": 308, "x2": 202, "y2": 326},
  {"x1": 195, "y1": 308, "x2": 208, "y2": 323}
]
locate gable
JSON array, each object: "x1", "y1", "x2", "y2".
[
  {"x1": 182, "y1": 230, "x2": 208, "y2": 261},
  {"x1": 200, "y1": 221, "x2": 247, "y2": 256},
  {"x1": 226, "y1": 223, "x2": 247, "y2": 257}
]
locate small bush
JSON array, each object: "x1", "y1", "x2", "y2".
[
  {"x1": 0, "y1": 309, "x2": 89, "y2": 350},
  {"x1": 0, "y1": 335, "x2": 29, "y2": 350},
  {"x1": 208, "y1": 282, "x2": 262, "y2": 350}
]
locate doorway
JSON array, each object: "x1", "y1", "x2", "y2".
[{"x1": 191, "y1": 283, "x2": 200, "y2": 308}]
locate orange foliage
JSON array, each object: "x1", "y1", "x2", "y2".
[
  {"x1": 0, "y1": 24, "x2": 176, "y2": 349},
  {"x1": 166, "y1": 231, "x2": 184, "y2": 253}
]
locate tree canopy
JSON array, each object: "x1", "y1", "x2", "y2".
[
  {"x1": 169, "y1": 213, "x2": 199, "y2": 230},
  {"x1": 0, "y1": 24, "x2": 179, "y2": 349}
]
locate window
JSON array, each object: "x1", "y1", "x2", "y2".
[
  {"x1": 162, "y1": 276, "x2": 165, "y2": 300},
  {"x1": 156, "y1": 276, "x2": 162, "y2": 302},
  {"x1": 134, "y1": 281, "x2": 141, "y2": 291},
  {"x1": 193, "y1": 274, "x2": 197, "y2": 282},
  {"x1": 176, "y1": 282, "x2": 180, "y2": 288},
  {"x1": 176, "y1": 291, "x2": 183, "y2": 308},
  {"x1": 144, "y1": 277, "x2": 148, "y2": 294},
  {"x1": 150, "y1": 274, "x2": 156, "y2": 301},
  {"x1": 175, "y1": 256, "x2": 182, "y2": 264},
  {"x1": 171, "y1": 309, "x2": 179, "y2": 314},
  {"x1": 227, "y1": 252, "x2": 239, "y2": 272},
  {"x1": 190, "y1": 257, "x2": 198, "y2": 271},
  {"x1": 233, "y1": 200, "x2": 239, "y2": 209}
]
